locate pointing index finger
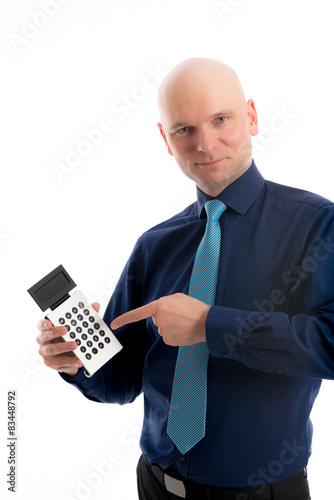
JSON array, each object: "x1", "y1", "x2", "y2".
[{"x1": 110, "y1": 301, "x2": 158, "y2": 329}]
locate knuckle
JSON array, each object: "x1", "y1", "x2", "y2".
[
  {"x1": 157, "y1": 297, "x2": 167, "y2": 312},
  {"x1": 40, "y1": 330, "x2": 50, "y2": 343},
  {"x1": 43, "y1": 357, "x2": 52, "y2": 368},
  {"x1": 161, "y1": 335, "x2": 170, "y2": 345},
  {"x1": 157, "y1": 296, "x2": 166, "y2": 305},
  {"x1": 44, "y1": 345, "x2": 52, "y2": 356}
]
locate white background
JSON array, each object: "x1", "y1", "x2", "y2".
[{"x1": 1, "y1": 1, "x2": 334, "y2": 498}]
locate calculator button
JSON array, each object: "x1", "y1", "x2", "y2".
[
  {"x1": 98, "y1": 342, "x2": 104, "y2": 349},
  {"x1": 83, "y1": 321, "x2": 89, "y2": 328},
  {"x1": 71, "y1": 319, "x2": 77, "y2": 326},
  {"x1": 78, "y1": 302, "x2": 84, "y2": 309},
  {"x1": 92, "y1": 348, "x2": 98, "y2": 354},
  {"x1": 87, "y1": 341, "x2": 93, "y2": 348},
  {"x1": 59, "y1": 318, "x2": 65, "y2": 325},
  {"x1": 65, "y1": 312, "x2": 72, "y2": 319},
  {"x1": 93, "y1": 335, "x2": 99, "y2": 342},
  {"x1": 77, "y1": 314, "x2": 83, "y2": 321},
  {"x1": 76, "y1": 326, "x2": 82, "y2": 333},
  {"x1": 99, "y1": 330, "x2": 105, "y2": 337},
  {"x1": 85, "y1": 353, "x2": 92, "y2": 360},
  {"x1": 105, "y1": 337, "x2": 111, "y2": 344},
  {"x1": 65, "y1": 325, "x2": 70, "y2": 331},
  {"x1": 76, "y1": 339, "x2": 81, "y2": 346},
  {"x1": 88, "y1": 328, "x2": 94, "y2": 335},
  {"x1": 82, "y1": 334, "x2": 88, "y2": 341},
  {"x1": 69, "y1": 332, "x2": 76, "y2": 339},
  {"x1": 84, "y1": 309, "x2": 89, "y2": 316},
  {"x1": 94, "y1": 323, "x2": 100, "y2": 330},
  {"x1": 72, "y1": 307, "x2": 78, "y2": 314},
  {"x1": 89, "y1": 316, "x2": 95, "y2": 323},
  {"x1": 80, "y1": 346, "x2": 86, "y2": 353}
]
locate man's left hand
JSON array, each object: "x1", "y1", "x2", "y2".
[{"x1": 110, "y1": 293, "x2": 210, "y2": 346}]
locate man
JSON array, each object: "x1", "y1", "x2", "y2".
[{"x1": 36, "y1": 58, "x2": 334, "y2": 499}]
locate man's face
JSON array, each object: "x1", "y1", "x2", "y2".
[{"x1": 158, "y1": 71, "x2": 258, "y2": 197}]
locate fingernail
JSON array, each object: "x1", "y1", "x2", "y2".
[{"x1": 44, "y1": 322, "x2": 48, "y2": 329}]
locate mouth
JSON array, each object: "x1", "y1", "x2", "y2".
[{"x1": 196, "y1": 159, "x2": 224, "y2": 167}]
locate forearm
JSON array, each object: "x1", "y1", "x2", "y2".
[
  {"x1": 206, "y1": 304, "x2": 334, "y2": 379},
  {"x1": 59, "y1": 353, "x2": 139, "y2": 405}
]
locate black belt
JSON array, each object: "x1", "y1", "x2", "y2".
[{"x1": 144, "y1": 455, "x2": 308, "y2": 499}]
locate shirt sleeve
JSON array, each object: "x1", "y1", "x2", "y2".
[
  {"x1": 60, "y1": 237, "x2": 153, "y2": 404},
  {"x1": 206, "y1": 205, "x2": 334, "y2": 379}
]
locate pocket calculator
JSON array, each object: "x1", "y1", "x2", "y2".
[{"x1": 28, "y1": 265, "x2": 122, "y2": 376}]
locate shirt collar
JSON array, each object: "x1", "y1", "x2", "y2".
[{"x1": 196, "y1": 160, "x2": 264, "y2": 218}]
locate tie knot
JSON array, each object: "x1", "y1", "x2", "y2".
[{"x1": 204, "y1": 199, "x2": 227, "y2": 221}]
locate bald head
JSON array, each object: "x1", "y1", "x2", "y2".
[
  {"x1": 156, "y1": 57, "x2": 258, "y2": 196},
  {"x1": 158, "y1": 58, "x2": 246, "y2": 128}
]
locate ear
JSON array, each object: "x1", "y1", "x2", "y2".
[
  {"x1": 246, "y1": 99, "x2": 258, "y2": 137},
  {"x1": 157, "y1": 122, "x2": 173, "y2": 156}
]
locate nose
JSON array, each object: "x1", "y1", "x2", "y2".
[{"x1": 196, "y1": 128, "x2": 218, "y2": 153}]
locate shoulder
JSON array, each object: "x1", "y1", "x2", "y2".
[
  {"x1": 263, "y1": 179, "x2": 334, "y2": 210},
  {"x1": 140, "y1": 201, "x2": 199, "y2": 238},
  {"x1": 131, "y1": 201, "x2": 200, "y2": 260},
  {"x1": 261, "y1": 181, "x2": 334, "y2": 246}
]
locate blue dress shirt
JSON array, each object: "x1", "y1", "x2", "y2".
[{"x1": 63, "y1": 161, "x2": 334, "y2": 487}]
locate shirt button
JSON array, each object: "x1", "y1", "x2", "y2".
[
  {"x1": 275, "y1": 368, "x2": 283, "y2": 374},
  {"x1": 221, "y1": 352, "x2": 228, "y2": 357},
  {"x1": 81, "y1": 380, "x2": 87, "y2": 385},
  {"x1": 179, "y1": 457, "x2": 186, "y2": 463}
]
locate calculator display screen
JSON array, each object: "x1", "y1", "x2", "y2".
[
  {"x1": 34, "y1": 272, "x2": 70, "y2": 303},
  {"x1": 27, "y1": 265, "x2": 76, "y2": 311}
]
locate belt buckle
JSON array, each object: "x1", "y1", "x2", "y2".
[{"x1": 164, "y1": 473, "x2": 186, "y2": 498}]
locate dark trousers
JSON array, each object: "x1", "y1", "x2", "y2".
[{"x1": 137, "y1": 454, "x2": 311, "y2": 500}]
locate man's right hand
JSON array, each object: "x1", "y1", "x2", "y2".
[{"x1": 36, "y1": 302, "x2": 100, "y2": 377}]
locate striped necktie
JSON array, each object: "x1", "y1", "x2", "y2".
[{"x1": 167, "y1": 199, "x2": 227, "y2": 455}]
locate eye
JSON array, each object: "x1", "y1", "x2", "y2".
[
  {"x1": 216, "y1": 116, "x2": 227, "y2": 123},
  {"x1": 176, "y1": 126, "x2": 190, "y2": 134}
]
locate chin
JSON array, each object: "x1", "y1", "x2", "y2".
[{"x1": 197, "y1": 170, "x2": 240, "y2": 196}]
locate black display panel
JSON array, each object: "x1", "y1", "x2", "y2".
[{"x1": 27, "y1": 265, "x2": 76, "y2": 311}]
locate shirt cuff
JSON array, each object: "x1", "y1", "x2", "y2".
[
  {"x1": 59, "y1": 367, "x2": 96, "y2": 389},
  {"x1": 206, "y1": 305, "x2": 287, "y2": 376},
  {"x1": 206, "y1": 305, "x2": 245, "y2": 361}
]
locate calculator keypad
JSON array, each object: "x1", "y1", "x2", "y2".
[
  {"x1": 58, "y1": 303, "x2": 114, "y2": 357},
  {"x1": 47, "y1": 289, "x2": 122, "y2": 376}
]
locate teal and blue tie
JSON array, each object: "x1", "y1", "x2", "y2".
[{"x1": 167, "y1": 199, "x2": 227, "y2": 455}]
